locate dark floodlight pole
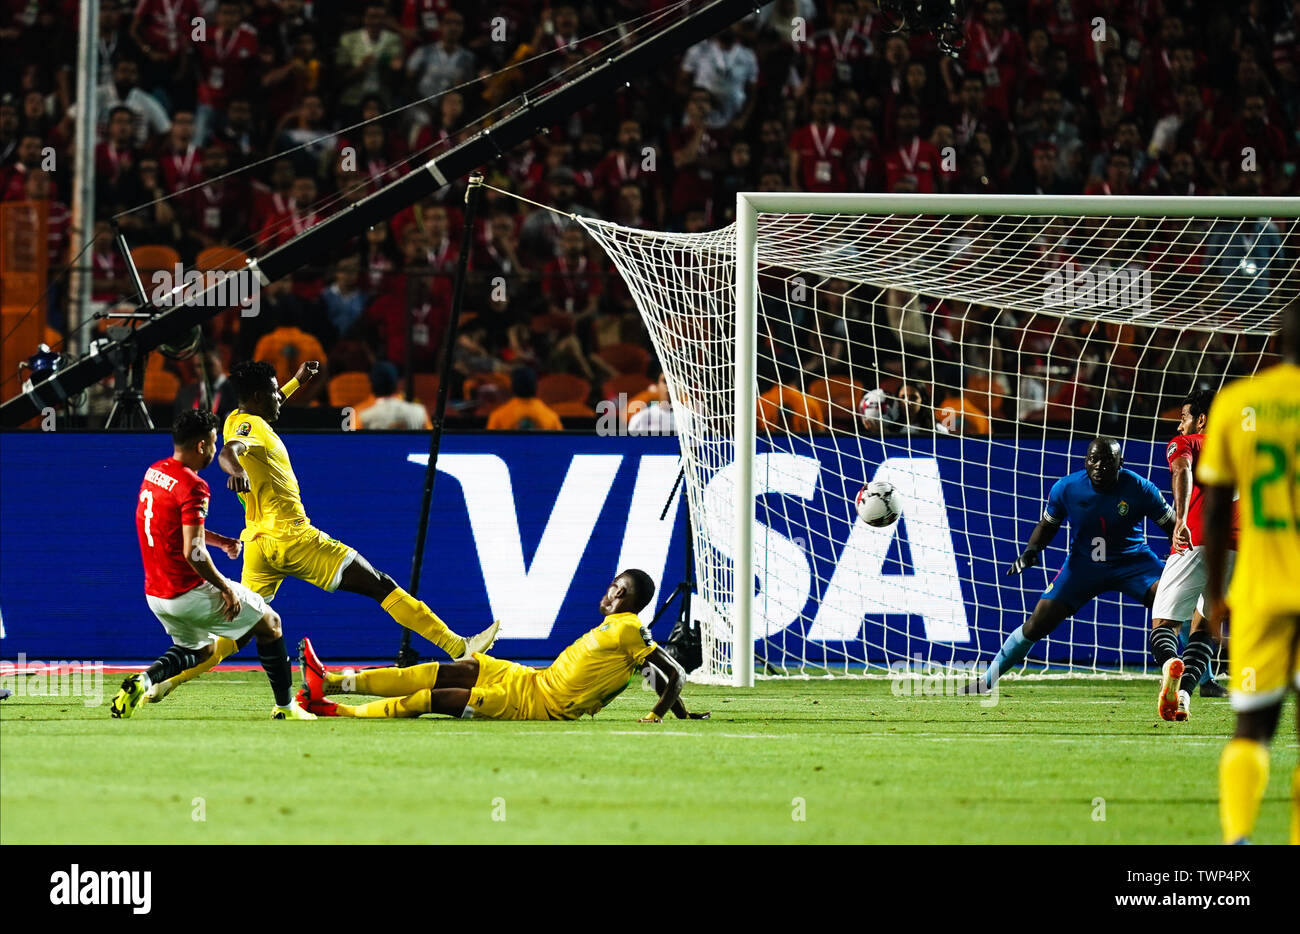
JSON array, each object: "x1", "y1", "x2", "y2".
[
  {"x1": 397, "y1": 174, "x2": 484, "y2": 668},
  {"x1": 1, "y1": 0, "x2": 759, "y2": 427}
]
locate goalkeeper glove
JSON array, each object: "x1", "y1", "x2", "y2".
[{"x1": 1006, "y1": 546, "x2": 1040, "y2": 576}]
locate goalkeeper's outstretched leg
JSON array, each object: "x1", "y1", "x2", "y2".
[{"x1": 974, "y1": 438, "x2": 1175, "y2": 692}]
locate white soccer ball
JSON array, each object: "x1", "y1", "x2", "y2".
[{"x1": 855, "y1": 480, "x2": 900, "y2": 527}]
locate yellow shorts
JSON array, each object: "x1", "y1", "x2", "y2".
[
  {"x1": 241, "y1": 526, "x2": 357, "y2": 600},
  {"x1": 467, "y1": 653, "x2": 554, "y2": 720},
  {"x1": 1228, "y1": 612, "x2": 1300, "y2": 712}
]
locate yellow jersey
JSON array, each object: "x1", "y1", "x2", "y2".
[
  {"x1": 537, "y1": 612, "x2": 658, "y2": 718},
  {"x1": 1197, "y1": 362, "x2": 1300, "y2": 618},
  {"x1": 222, "y1": 410, "x2": 310, "y2": 541}
]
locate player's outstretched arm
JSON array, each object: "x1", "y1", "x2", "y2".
[
  {"x1": 644, "y1": 656, "x2": 711, "y2": 720},
  {"x1": 203, "y1": 528, "x2": 242, "y2": 560},
  {"x1": 1006, "y1": 518, "x2": 1060, "y2": 576},
  {"x1": 218, "y1": 439, "x2": 251, "y2": 493},
  {"x1": 182, "y1": 523, "x2": 241, "y2": 621},
  {"x1": 639, "y1": 646, "x2": 708, "y2": 722},
  {"x1": 280, "y1": 360, "x2": 320, "y2": 400}
]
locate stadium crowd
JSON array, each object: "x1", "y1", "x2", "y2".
[{"x1": 1, "y1": 0, "x2": 1297, "y2": 431}]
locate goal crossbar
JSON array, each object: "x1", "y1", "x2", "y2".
[{"x1": 581, "y1": 193, "x2": 1299, "y2": 687}]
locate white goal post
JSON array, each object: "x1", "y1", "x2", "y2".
[{"x1": 582, "y1": 194, "x2": 1300, "y2": 687}]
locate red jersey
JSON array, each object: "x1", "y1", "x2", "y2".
[
  {"x1": 195, "y1": 23, "x2": 259, "y2": 108},
  {"x1": 137, "y1": 457, "x2": 210, "y2": 599},
  {"x1": 789, "y1": 122, "x2": 850, "y2": 192},
  {"x1": 883, "y1": 137, "x2": 941, "y2": 193},
  {"x1": 1166, "y1": 433, "x2": 1238, "y2": 551}
]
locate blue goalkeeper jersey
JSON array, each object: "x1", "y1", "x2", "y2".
[{"x1": 1043, "y1": 468, "x2": 1173, "y2": 561}]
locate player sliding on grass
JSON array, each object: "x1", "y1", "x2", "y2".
[
  {"x1": 1147, "y1": 388, "x2": 1234, "y2": 723},
  {"x1": 113, "y1": 410, "x2": 314, "y2": 720},
  {"x1": 297, "y1": 569, "x2": 710, "y2": 723},
  {"x1": 146, "y1": 360, "x2": 498, "y2": 702},
  {"x1": 974, "y1": 437, "x2": 1177, "y2": 692}
]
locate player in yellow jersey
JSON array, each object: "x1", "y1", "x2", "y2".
[
  {"x1": 151, "y1": 359, "x2": 497, "y2": 699},
  {"x1": 1198, "y1": 297, "x2": 1300, "y2": 845},
  {"x1": 295, "y1": 569, "x2": 710, "y2": 722}
]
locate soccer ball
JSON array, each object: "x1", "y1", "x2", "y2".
[{"x1": 855, "y1": 480, "x2": 900, "y2": 527}]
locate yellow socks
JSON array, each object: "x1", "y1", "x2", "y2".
[
  {"x1": 325, "y1": 662, "x2": 441, "y2": 697},
  {"x1": 1219, "y1": 738, "x2": 1270, "y2": 844},
  {"x1": 1291, "y1": 766, "x2": 1299, "y2": 846},
  {"x1": 148, "y1": 636, "x2": 239, "y2": 701},
  {"x1": 336, "y1": 690, "x2": 432, "y2": 719},
  {"x1": 381, "y1": 588, "x2": 465, "y2": 658}
]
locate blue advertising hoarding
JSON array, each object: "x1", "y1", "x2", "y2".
[{"x1": 0, "y1": 432, "x2": 1169, "y2": 666}]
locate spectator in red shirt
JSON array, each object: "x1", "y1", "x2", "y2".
[
  {"x1": 1084, "y1": 150, "x2": 1134, "y2": 196},
  {"x1": 258, "y1": 174, "x2": 321, "y2": 250},
  {"x1": 130, "y1": 0, "x2": 201, "y2": 99},
  {"x1": 193, "y1": 1, "x2": 259, "y2": 146},
  {"x1": 364, "y1": 225, "x2": 451, "y2": 370},
  {"x1": 1088, "y1": 50, "x2": 1141, "y2": 117},
  {"x1": 251, "y1": 157, "x2": 296, "y2": 232},
  {"x1": 593, "y1": 120, "x2": 655, "y2": 219},
  {"x1": 362, "y1": 222, "x2": 400, "y2": 296},
  {"x1": 875, "y1": 34, "x2": 911, "y2": 100},
  {"x1": 542, "y1": 225, "x2": 603, "y2": 319},
  {"x1": 96, "y1": 106, "x2": 138, "y2": 189},
  {"x1": 789, "y1": 90, "x2": 849, "y2": 192},
  {"x1": 1019, "y1": 140, "x2": 1076, "y2": 195},
  {"x1": 669, "y1": 87, "x2": 727, "y2": 226},
  {"x1": 184, "y1": 143, "x2": 247, "y2": 249},
  {"x1": 1210, "y1": 94, "x2": 1289, "y2": 193},
  {"x1": 420, "y1": 203, "x2": 459, "y2": 278},
  {"x1": 1145, "y1": 31, "x2": 1201, "y2": 117},
  {"x1": 803, "y1": 0, "x2": 873, "y2": 92},
  {"x1": 949, "y1": 73, "x2": 1010, "y2": 154},
  {"x1": 883, "y1": 102, "x2": 941, "y2": 193},
  {"x1": 399, "y1": 0, "x2": 452, "y2": 51},
  {"x1": 358, "y1": 122, "x2": 402, "y2": 189},
  {"x1": 161, "y1": 110, "x2": 202, "y2": 193},
  {"x1": 962, "y1": 0, "x2": 1023, "y2": 120},
  {"x1": 1147, "y1": 149, "x2": 1202, "y2": 197},
  {"x1": 844, "y1": 114, "x2": 882, "y2": 192},
  {"x1": 473, "y1": 209, "x2": 527, "y2": 292},
  {"x1": 1087, "y1": 116, "x2": 1148, "y2": 188}
]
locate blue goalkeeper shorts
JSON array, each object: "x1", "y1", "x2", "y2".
[{"x1": 1040, "y1": 548, "x2": 1164, "y2": 614}]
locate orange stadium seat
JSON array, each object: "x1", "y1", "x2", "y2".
[
  {"x1": 130, "y1": 245, "x2": 181, "y2": 281},
  {"x1": 327, "y1": 371, "x2": 373, "y2": 409},
  {"x1": 537, "y1": 372, "x2": 590, "y2": 405},
  {"x1": 809, "y1": 376, "x2": 864, "y2": 428},
  {"x1": 143, "y1": 356, "x2": 180, "y2": 405},
  {"x1": 195, "y1": 246, "x2": 249, "y2": 272},
  {"x1": 601, "y1": 372, "x2": 653, "y2": 402},
  {"x1": 594, "y1": 342, "x2": 649, "y2": 376}
]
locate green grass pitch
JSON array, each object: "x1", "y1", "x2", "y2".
[{"x1": 1, "y1": 673, "x2": 1295, "y2": 844}]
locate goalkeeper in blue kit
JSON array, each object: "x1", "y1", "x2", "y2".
[{"x1": 976, "y1": 437, "x2": 1177, "y2": 689}]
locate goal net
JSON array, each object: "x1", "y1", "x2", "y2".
[{"x1": 579, "y1": 195, "x2": 1300, "y2": 685}]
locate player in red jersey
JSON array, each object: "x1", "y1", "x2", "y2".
[
  {"x1": 111, "y1": 410, "x2": 314, "y2": 720},
  {"x1": 1148, "y1": 389, "x2": 1236, "y2": 721}
]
